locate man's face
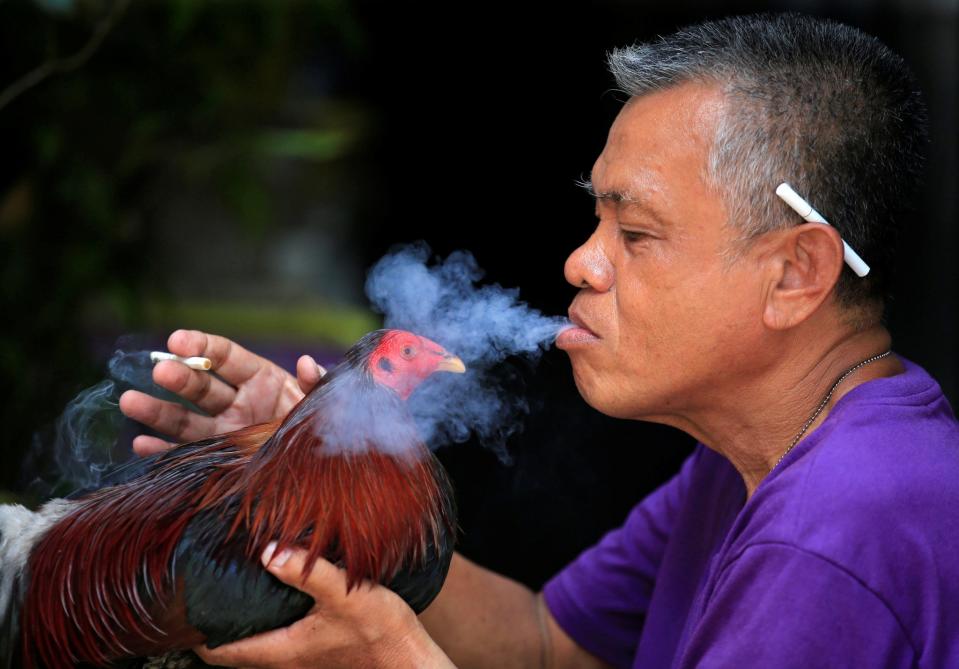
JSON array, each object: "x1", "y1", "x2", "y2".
[{"x1": 558, "y1": 83, "x2": 768, "y2": 422}]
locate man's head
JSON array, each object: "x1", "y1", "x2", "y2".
[
  {"x1": 559, "y1": 13, "x2": 927, "y2": 421},
  {"x1": 608, "y1": 12, "x2": 928, "y2": 315}
]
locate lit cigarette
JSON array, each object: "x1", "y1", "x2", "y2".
[
  {"x1": 149, "y1": 352, "x2": 212, "y2": 371},
  {"x1": 775, "y1": 183, "x2": 870, "y2": 277}
]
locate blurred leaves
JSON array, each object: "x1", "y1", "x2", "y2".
[
  {"x1": 140, "y1": 300, "x2": 379, "y2": 348},
  {"x1": 255, "y1": 128, "x2": 358, "y2": 161},
  {"x1": 1, "y1": 0, "x2": 130, "y2": 111},
  {"x1": 34, "y1": 0, "x2": 76, "y2": 15},
  {"x1": 0, "y1": 0, "x2": 373, "y2": 491}
]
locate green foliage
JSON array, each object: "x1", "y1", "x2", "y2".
[{"x1": 0, "y1": 0, "x2": 372, "y2": 491}]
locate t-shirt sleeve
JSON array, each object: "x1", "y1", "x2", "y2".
[
  {"x1": 542, "y1": 448, "x2": 701, "y2": 669},
  {"x1": 678, "y1": 542, "x2": 916, "y2": 668}
]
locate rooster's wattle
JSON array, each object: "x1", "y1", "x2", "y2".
[{"x1": 0, "y1": 329, "x2": 462, "y2": 668}]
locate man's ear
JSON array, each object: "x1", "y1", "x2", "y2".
[{"x1": 762, "y1": 223, "x2": 845, "y2": 330}]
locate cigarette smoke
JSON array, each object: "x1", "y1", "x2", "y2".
[
  {"x1": 365, "y1": 242, "x2": 569, "y2": 461},
  {"x1": 25, "y1": 344, "x2": 183, "y2": 495},
  {"x1": 55, "y1": 349, "x2": 157, "y2": 490},
  {"x1": 31, "y1": 244, "x2": 567, "y2": 493}
]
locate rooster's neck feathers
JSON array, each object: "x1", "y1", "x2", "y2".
[
  {"x1": 343, "y1": 328, "x2": 391, "y2": 373},
  {"x1": 16, "y1": 330, "x2": 455, "y2": 668},
  {"x1": 226, "y1": 337, "x2": 444, "y2": 588}
]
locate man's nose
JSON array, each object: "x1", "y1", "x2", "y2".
[{"x1": 564, "y1": 233, "x2": 614, "y2": 292}]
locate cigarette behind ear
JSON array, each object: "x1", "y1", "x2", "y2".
[
  {"x1": 150, "y1": 352, "x2": 212, "y2": 371},
  {"x1": 775, "y1": 182, "x2": 870, "y2": 278}
]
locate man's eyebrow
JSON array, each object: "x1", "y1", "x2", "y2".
[
  {"x1": 575, "y1": 177, "x2": 631, "y2": 203},
  {"x1": 575, "y1": 176, "x2": 671, "y2": 225}
]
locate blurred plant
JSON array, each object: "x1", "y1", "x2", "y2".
[
  {"x1": 0, "y1": 0, "x2": 372, "y2": 497},
  {"x1": 0, "y1": 0, "x2": 130, "y2": 112}
]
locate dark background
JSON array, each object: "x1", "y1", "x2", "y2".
[{"x1": 1, "y1": 0, "x2": 955, "y2": 588}]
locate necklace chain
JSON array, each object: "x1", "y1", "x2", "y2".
[{"x1": 774, "y1": 350, "x2": 893, "y2": 469}]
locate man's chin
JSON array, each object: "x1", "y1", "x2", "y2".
[
  {"x1": 568, "y1": 362, "x2": 622, "y2": 416},
  {"x1": 567, "y1": 359, "x2": 658, "y2": 420}
]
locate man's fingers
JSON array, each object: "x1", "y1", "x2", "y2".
[
  {"x1": 167, "y1": 329, "x2": 264, "y2": 387},
  {"x1": 132, "y1": 435, "x2": 174, "y2": 456},
  {"x1": 296, "y1": 355, "x2": 326, "y2": 395},
  {"x1": 119, "y1": 390, "x2": 216, "y2": 442},
  {"x1": 195, "y1": 628, "x2": 294, "y2": 666},
  {"x1": 153, "y1": 360, "x2": 238, "y2": 415},
  {"x1": 262, "y1": 543, "x2": 346, "y2": 600}
]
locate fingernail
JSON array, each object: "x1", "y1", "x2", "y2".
[
  {"x1": 272, "y1": 549, "x2": 292, "y2": 568},
  {"x1": 261, "y1": 541, "x2": 278, "y2": 566},
  {"x1": 316, "y1": 363, "x2": 327, "y2": 378}
]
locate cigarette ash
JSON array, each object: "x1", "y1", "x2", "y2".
[{"x1": 364, "y1": 242, "x2": 570, "y2": 462}]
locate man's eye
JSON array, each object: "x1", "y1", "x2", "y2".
[{"x1": 621, "y1": 229, "x2": 649, "y2": 243}]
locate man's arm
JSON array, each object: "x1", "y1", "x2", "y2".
[
  {"x1": 121, "y1": 330, "x2": 610, "y2": 668},
  {"x1": 420, "y1": 553, "x2": 612, "y2": 669}
]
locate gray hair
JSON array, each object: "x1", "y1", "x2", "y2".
[{"x1": 608, "y1": 13, "x2": 928, "y2": 310}]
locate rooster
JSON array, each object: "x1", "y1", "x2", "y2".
[{"x1": 0, "y1": 329, "x2": 463, "y2": 668}]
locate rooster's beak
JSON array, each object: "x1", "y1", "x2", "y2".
[{"x1": 436, "y1": 353, "x2": 466, "y2": 374}]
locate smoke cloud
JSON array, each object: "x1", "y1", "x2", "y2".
[
  {"x1": 365, "y1": 242, "x2": 569, "y2": 461},
  {"x1": 52, "y1": 349, "x2": 153, "y2": 490},
  {"x1": 32, "y1": 244, "x2": 567, "y2": 493},
  {"x1": 26, "y1": 344, "x2": 181, "y2": 495}
]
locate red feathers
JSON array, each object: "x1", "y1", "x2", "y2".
[
  {"x1": 16, "y1": 329, "x2": 461, "y2": 668},
  {"x1": 21, "y1": 425, "x2": 274, "y2": 667}
]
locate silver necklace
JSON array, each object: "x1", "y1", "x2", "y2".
[{"x1": 774, "y1": 350, "x2": 893, "y2": 469}]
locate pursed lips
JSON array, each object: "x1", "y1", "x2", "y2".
[{"x1": 568, "y1": 307, "x2": 600, "y2": 338}]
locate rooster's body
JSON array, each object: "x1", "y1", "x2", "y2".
[{"x1": 0, "y1": 330, "x2": 461, "y2": 668}]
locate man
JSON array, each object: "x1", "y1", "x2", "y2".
[{"x1": 121, "y1": 13, "x2": 959, "y2": 668}]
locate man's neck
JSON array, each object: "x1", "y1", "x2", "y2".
[{"x1": 672, "y1": 325, "x2": 903, "y2": 500}]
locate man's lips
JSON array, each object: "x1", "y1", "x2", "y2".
[
  {"x1": 557, "y1": 309, "x2": 600, "y2": 348},
  {"x1": 568, "y1": 310, "x2": 598, "y2": 336}
]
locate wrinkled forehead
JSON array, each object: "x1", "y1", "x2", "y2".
[
  {"x1": 592, "y1": 83, "x2": 723, "y2": 198},
  {"x1": 587, "y1": 84, "x2": 731, "y2": 248}
]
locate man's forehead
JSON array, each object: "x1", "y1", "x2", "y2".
[
  {"x1": 590, "y1": 84, "x2": 722, "y2": 203},
  {"x1": 589, "y1": 141, "x2": 671, "y2": 204},
  {"x1": 604, "y1": 83, "x2": 722, "y2": 158}
]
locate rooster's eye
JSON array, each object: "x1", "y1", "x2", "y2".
[{"x1": 401, "y1": 346, "x2": 415, "y2": 360}]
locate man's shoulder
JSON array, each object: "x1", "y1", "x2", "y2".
[
  {"x1": 800, "y1": 358, "x2": 959, "y2": 519},
  {"x1": 732, "y1": 365, "x2": 959, "y2": 634},
  {"x1": 783, "y1": 376, "x2": 957, "y2": 541},
  {"x1": 779, "y1": 356, "x2": 958, "y2": 516},
  {"x1": 788, "y1": 424, "x2": 959, "y2": 557}
]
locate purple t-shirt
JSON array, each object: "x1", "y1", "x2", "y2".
[{"x1": 544, "y1": 356, "x2": 959, "y2": 668}]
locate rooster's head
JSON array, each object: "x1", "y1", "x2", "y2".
[{"x1": 365, "y1": 330, "x2": 466, "y2": 399}]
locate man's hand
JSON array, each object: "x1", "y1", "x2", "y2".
[
  {"x1": 119, "y1": 329, "x2": 326, "y2": 455},
  {"x1": 196, "y1": 546, "x2": 456, "y2": 669}
]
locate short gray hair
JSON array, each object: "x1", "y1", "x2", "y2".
[{"x1": 609, "y1": 13, "x2": 928, "y2": 310}]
